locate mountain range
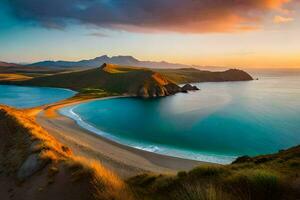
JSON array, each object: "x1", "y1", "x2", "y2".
[
  {"x1": 0, "y1": 61, "x2": 20, "y2": 67},
  {"x1": 28, "y1": 55, "x2": 192, "y2": 69}
]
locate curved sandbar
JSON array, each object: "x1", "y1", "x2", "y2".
[{"x1": 36, "y1": 96, "x2": 210, "y2": 178}]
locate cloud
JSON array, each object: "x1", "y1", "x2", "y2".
[
  {"x1": 87, "y1": 32, "x2": 108, "y2": 37},
  {"x1": 8, "y1": 0, "x2": 293, "y2": 33},
  {"x1": 273, "y1": 15, "x2": 294, "y2": 24}
]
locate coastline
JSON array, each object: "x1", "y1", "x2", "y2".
[{"x1": 36, "y1": 96, "x2": 210, "y2": 178}]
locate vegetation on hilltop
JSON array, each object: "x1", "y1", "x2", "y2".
[
  {"x1": 1, "y1": 63, "x2": 252, "y2": 98},
  {"x1": 0, "y1": 73, "x2": 31, "y2": 81},
  {"x1": 128, "y1": 146, "x2": 300, "y2": 200},
  {"x1": 0, "y1": 61, "x2": 67, "y2": 78},
  {"x1": 0, "y1": 60, "x2": 253, "y2": 85},
  {"x1": 17, "y1": 63, "x2": 186, "y2": 98},
  {"x1": 155, "y1": 68, "x2": 253, "y2": 84}
]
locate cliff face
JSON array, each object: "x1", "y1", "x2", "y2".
[
  {"x1": 137, "y1": 81, "x2": 181, "y2": 98},
  {"x1": 135, "y1": 71, "x2": 182, "y2": 98}
]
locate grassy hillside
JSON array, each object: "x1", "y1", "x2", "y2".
[
  {"x1": 0, "y1": 105, "x2": 133, "y2": 200},
  {"x1": 1, "y1": 61, "x2": 253, "y2": 85},
  {"x1": 0, "y1": 105, "x2": 299, "y2": 200},
  {"x1": 2, "y1": 63, "x2": 253, "y2": 98},
  {"x1": 0, "y1": 61, "x2": 69, "y2": 80},
  {"x1": 155, "y1": 68, "x2": 253, "y2": 84},
  {"x1": 0, "y1": 61, "x2": 20, "y2": 67},
  {"x1": 18, "y1": 63, "x2": 183, "y2": 98},
  {"x1": 0, "y1": 73, "x2": 31, "y2": 81},
  {"x1": 128, "y1": 146, "x2": 300, "y2": 200}
]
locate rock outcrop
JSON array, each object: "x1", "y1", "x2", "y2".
[
  {"x1": 181, "y1": 84, "x2": 200, "y2": 92},
  {"x1": 17, "y1": 153, "x2": 48, "y2": 180}
]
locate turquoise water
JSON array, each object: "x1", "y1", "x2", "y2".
[
  {"x1": 60, "y1": 74, "x2": 300, "y2": 163},
  {"x1": 0, "y1": 85, "x2": 76, "y2": 108}
]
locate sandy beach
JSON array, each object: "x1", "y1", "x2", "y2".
[{"x1": 35, "y1": 96, "x2": 208, "y2": 178}]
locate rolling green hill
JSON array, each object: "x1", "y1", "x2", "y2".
[
  {"x1": 0, "y1": 61, "x2": 67, "y2": 77},
  {"x1": 19, "y1": 63, "x2": 185, "y2": 98},
  {"x1": 129, "y1": 145, "x2": 300, "y2": 200},
  {"x1": 155, "y1": 68, "x2": 253, "y2": 84},
  {"x1": 2, "y1": 63, "x2": 253, "y2": 98}
]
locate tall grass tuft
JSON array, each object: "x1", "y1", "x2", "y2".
[
  {"x1": 226, "y1": 169, "x2": 282, "y2": 200},
  {"x1": 188, "y1": 165, "x2": 227, "y2": 178},
  {"x1": 67, "y1": 157, "x2": 134, "y2": 200},
  {"x1": 172, "y1": 182, "x2": 231, "y2": 200}
]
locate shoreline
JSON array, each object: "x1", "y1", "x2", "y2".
[
  {"x1": 59, "y1": 100, "x2": 235, "y2": 164},
  {"x1": 36, "y1": 96, "x2": 211, "y2": 177}
]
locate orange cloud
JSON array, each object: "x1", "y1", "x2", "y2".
[
  {"x1": 273, "y1": 15, "x2": 294, "y2": 23},
  {"x1": 264, "y1": 0, "x2": 291, "y2": 9},
  {"x1": 9, "y1": 0, "x2": 294, "y2": 33}
]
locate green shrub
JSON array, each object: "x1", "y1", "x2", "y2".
[
  {"x1": 288, "y1": 161, "x2": 300, "y2": 168},
  {"x1": 171, "y1": 182, "x2": 231, "y2": 200},
  {"x1": 151, "y1": 176, "x2": 178, "y2": 192},
  {"x1": 188, "y1": 165, "x2": 227, "y2": 178},
  {"x1": 128, "y1": 174, "x2": 157, "y2": 187},
  {"x1": 226, "y1": 169, "x2": 282, "y2": 200},
  {"x1": 177, "y1": 171, "x2": 187, "y2": 178}
]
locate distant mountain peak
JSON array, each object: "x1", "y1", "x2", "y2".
[
  {"x1": 112, "y1": 55, "x2": 138, "y2": 60},
  {"x1": 28, "y1": 55, "x2": 192, "y2": 69},
  {"x1": 94, "y1": 55, "x2": 110, "y2": 60},
  {"x1": 0, "y1": 61, "x2": 20, "y2": 67}
]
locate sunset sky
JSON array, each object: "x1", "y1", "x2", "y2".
[{"x1": 1, "y1": 0, "x2": 300, "y2": 68}]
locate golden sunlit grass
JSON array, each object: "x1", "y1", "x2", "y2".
[
  {"x1": 67, "y1": 157, "x2": 133, "y2": 200},
  {"x1": 0, "y1": 73, "x2": 31, "y2": 81},
  {"x1": 0, "y1": 105, "x2": 58, "y2": 173},
  {"x1": 152, "y1": 72, "x2": 170, "y2": 85},
  {"x1": 1, "y1": 104, "x2": 299, "y2": 200},
  {"x1": 0, "y1": 105, "x2": 133, "y2": 200},
  {"x1": 102, "y1": 63, "x2": 146, "y2": 74}
]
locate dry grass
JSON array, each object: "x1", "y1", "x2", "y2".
[
  {"x1": 67, "y1": 157, "x2": 133, "y2": 200},
  {"x1": 152, "y1": 72, "x2": 170, "y2": 85},
  {"x1": 1, "y1": 104, "x2": 299, "y2": 200},
  {"x1": 102, "y1": 63, "x2": 146, "y2": 74},
  {"x1": 0, "y1": 105, "x2": 134, "y2": 200},
  {"x1": 172, "y1": 183, "x2": 232, "y2": 200},
  {"x1": 128, "y1": 153, "x2": 300, "y2": 200},
  {"x1": 0, "y1": 73, "x2": 31, "y2": 81}
]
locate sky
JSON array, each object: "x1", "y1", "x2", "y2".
[{"x1": 0, "y1": 0, "x2": 300, "y2": 69}]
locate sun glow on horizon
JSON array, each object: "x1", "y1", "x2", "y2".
[{"x1": 0, "y1": 0, "x2": 299, "y2": 69}]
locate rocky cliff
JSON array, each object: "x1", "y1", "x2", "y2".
[{"x1": 19, "y1": 63, "x2": 199, "y2": 98}]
